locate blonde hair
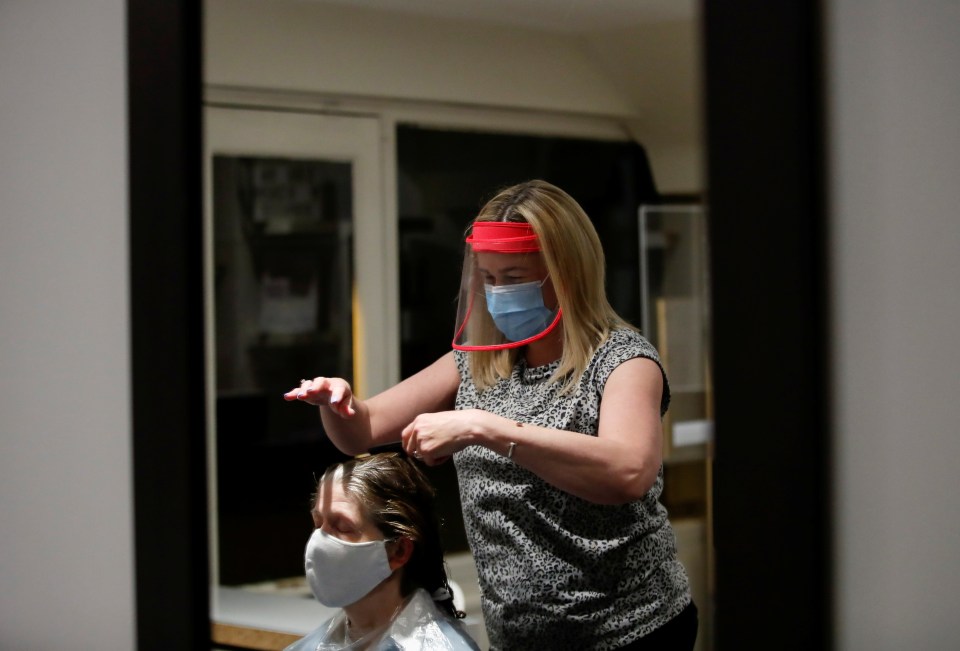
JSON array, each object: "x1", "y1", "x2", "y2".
[{"x1": 467, "y1": 180, "x2": 633, "y2": 392}]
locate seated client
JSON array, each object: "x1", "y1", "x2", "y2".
[{"x1": 284, "y1": 452, "x2": 480, "y2": 651}]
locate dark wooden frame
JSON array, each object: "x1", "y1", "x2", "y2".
[
  {"x1": 703, "y1": 1, "x2": 832, "y2": 648},
  {"x1": 127, "y1": 1, "x2": 832, "y2": 648},
  {"x1": 128, "y1": 1, "x2": 208, "y2": 649}
]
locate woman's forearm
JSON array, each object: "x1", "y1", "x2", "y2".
[
  {"x1": 311, "y1": 353, "x2": 462, "y2": 457},
  {"x1": 318, "y1": 399, "x2": 376, "y2": 456},
  {"x1": 403, "y1": 405, "x2": 662, "y2": 504}
]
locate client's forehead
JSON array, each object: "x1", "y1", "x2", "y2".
[{"x1": 314, "y1": 476, "x2": 364, "y2": 520}]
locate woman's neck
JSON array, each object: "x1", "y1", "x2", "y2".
[
  {"x1": 342, "y1": 575, "x2": 406, "y2": 637},
  {"x1": 523, "y1": 325, "x2": 564, "y2": 367}
]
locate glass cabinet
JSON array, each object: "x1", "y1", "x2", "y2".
[{"x1": 639, "y1": 204, "x2": 712, "y2": 463}]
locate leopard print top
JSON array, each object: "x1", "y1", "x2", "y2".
[{"x1": 452, "y1": 328, "x2": 691, "y2": 650}]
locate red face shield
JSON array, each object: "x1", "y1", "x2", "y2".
[{"x1": 452, "y1": 222, "x2": 563, "y2": 352}]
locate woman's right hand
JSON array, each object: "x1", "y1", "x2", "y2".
[{"x1": 283, "y1": 376, "x2": 357, "y2": 419}]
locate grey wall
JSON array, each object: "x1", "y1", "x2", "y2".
[
  {"x1": 0, "y1": 1, "x2": 135, "y2": 649},
  {"x1": 827, "y1": 1, "x2": 960, "y2": 648}
]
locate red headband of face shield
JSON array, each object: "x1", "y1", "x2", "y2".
[{"x1": 465, "y1": 221, "x2": 541, "y2": 253}]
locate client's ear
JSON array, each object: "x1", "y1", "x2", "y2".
[{"x1": 388, "y1": 537, "x2": 414, "y2": 571}]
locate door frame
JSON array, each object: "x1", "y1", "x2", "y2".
[{"x1": 203, "y1": 106, "x2": 391, "y2": 633}]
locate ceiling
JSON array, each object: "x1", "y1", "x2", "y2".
[{"x1": 297, "y1": 0, "x2": 697, "y2": 33}]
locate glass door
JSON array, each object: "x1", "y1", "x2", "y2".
[{"x1": 203, "y1": 107, "x2": 394, "y2": 645}]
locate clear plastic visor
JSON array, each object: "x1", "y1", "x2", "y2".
[{"x1": 451, "y1": 248, "x2": 561, "y2": 351}]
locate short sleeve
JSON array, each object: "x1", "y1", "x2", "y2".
[{"x1": 592, "y1": 329, "x2": 671, "y2": 416}]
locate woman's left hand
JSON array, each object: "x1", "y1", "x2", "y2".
[{"x1": 401, "y1": 409, "x2": 485, "y2": 465}]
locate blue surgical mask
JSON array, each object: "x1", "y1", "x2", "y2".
[{"x1": 484, "y1": 278, "x2": 556, "y2": 342}]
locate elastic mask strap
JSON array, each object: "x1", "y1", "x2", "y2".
[{"x1": 485, "y1": 275, "x2": 549, "y2": 293}]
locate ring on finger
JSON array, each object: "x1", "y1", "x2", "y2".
[{"x1": 413, "y1": 450, "x2": 423, "y2": 459}]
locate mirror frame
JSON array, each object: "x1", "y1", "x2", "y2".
[
  {"x1": 128, "y1": 1, "x2": 832, "y2": 649},
  {"x1": 703, "y1": 2, "x2": 832, "y2": 649},
  {"x1": 128, "y1": 1, "x2": 208, "y2": 649}
]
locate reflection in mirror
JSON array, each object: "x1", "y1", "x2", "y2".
[{"x1": 204, "y1": 0, "x2": 707, "y2": 648}]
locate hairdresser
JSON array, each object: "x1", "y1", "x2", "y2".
[{"x1": 286, "y1": 180, "x2": 697, "y2": 650}]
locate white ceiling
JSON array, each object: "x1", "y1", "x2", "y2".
[{"x1": 297, "y1": 0, "x2": 697, "y2": 33}]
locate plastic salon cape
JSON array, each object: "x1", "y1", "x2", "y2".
[{"x1": 283, "y1": 588, "x2": 480, "y2": 651}]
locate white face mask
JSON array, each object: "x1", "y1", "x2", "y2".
[{"x1": 304, "y1": 529, "x2": 394, "y2": 608}]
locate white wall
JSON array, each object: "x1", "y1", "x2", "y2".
[
  {"x1": 205, "y1": 0, "x2": 704, "y2": 193},
  {"x1": 584, "y1": 19, "x2": 704, "y2": 194},
  {"x1": 0, "y1": 1, "x2": 135, "y2": 649},
  {"x1": 205, "y1": 0, "x2": 634, "y2": 116},
  {"x1": 826, "y1": 1, "x2": 960, "y2": 648}
]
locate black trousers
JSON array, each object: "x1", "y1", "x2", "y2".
[{"x1": 618, "y1": 601, "x2": 699, "y2": 651}]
